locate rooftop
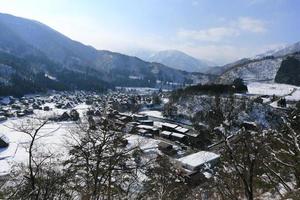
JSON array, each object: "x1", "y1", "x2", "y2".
[{"x1": 178, "y1": 151, "x2": 220, "y2": 169}]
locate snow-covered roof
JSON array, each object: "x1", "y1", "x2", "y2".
[
  {"x1": 0, "y1": 134, "x2": 9, "y2": 144},
  {"x1": 160, "y1": 131, "x2": 172, "y2": 137},
  {"x1": 162, "y1": 122, "x2": 178, "y2": 129},
  {"x1": 175, "y1": 126, "x2": 189, "y2": 133},
  {"x1": 137, "y1": 125, "x2": 157, "y2": 130},
  {"x1": 171, "y1": 132, "x2": 186, "y2": 139},
  {"x1": 178, "y1": 151, "x2": 220, "y2": 171}
]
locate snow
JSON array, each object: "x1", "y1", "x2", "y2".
[
  {"x1": 286, "y1": 90, "x2": 300, "y2": 101},
  {"x1": 177, "y1": 151, "x2": 220, "y2": 171},
  {"x1": 247, "y1": 82, "x2": 296, "y2": 96},
  {"x1": 139, "y1": 110, "x2": 163, "y2": 119},
  {"x1": 162, "y1": 122, "x2": 178, "y2": 129},
  {"x1": 0, "y1": 104, "x2": 90, "y2": 176},
  {"x1": 175, "y1": 126, "x2": 189, "y2": 133},
  {"x1": 160, "y1": 131, "x2": 172, "y2": 137},
  {"x1": 45, "y1": 73, "x2": 57, "y2": 80},
  {"x1": 0, "y1": 97, "x2": 11, "y2": 105},
  {"x1": 219, "y1": 58, "x2": 282, "y2": 84},
  {"x1": 171, "y1": 132, "x2": 186, "y2": 139},
  {"x1": 0, "y1": 159, "x2": 10, "y2": 176},
  {"x1": 126, "y1": 135, "x2": 160, "y2": 151},
  {"x1": 247, "y1": 82, "x2": 300, "y2": 102}
]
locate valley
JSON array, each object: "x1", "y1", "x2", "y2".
[{"x1": 0, "y1": 2, "x2": 300, "y2": 199}]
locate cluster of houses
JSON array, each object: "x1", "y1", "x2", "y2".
[
  {"x1": 0, "y1": 90, "x2": 220, "y2": 183},
  {"x1": 84, "y1": 98, "x2": 220, "y2": 182}
]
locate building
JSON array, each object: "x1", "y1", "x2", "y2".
[
  {"x1": 137, "y1": 125, "x2": 159, "y2": 135},
  {"x1": 158, "y1": 142, "x2": 176, "y2": 155},
  {"x1": 0, "y1": 134, "x2": 9, "y2": 148},
  {"x1": 162, "y1": 122, "x2": 178, "y2": 132},
  {"x1": 138, "y1": 120, "x2": 154, "y2": 126},
  {"x1": 170, "y1": 132, "x2": 188, "y2": 144},
  {"x1": 177, "y1": 151, "x2": 220, "y2": 171},
  {"x1": 133, "y1": 114, "x2": 148, "y2": 121},
  {"x1": 160, "y1": 130, "x2": 172, "y2": 139},
  {"x1": 174, "y1": 126, "x2": 189, "y2": 134}
]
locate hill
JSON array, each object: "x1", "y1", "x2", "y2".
[{"x1": 0, "y1": 13, "x2": 213, "y2": 96}]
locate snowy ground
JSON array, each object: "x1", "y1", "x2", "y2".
[
  {"x1": 247, "y1": 82, "x2": 300, "y2": 101},
  {"x1": 0, "y1": 103, "x2": 168, "y2": 177},
  {"x1": 138, "y1": 110, "x2": 164, "y2": 119},
  {"x1": 0, "y1": 103, "x2": 91, "y2": 176},
  {"x1": 126, "y1": 134, "x2": 161, "y2": 153}
]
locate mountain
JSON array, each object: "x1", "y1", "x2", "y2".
[
  {"x1": 134, "y1": 50, "x2": 213, "y2": 73},
  {"x1": 216, "y1": 42, "x2": 300, "y2": 84},
  {"x1": 0, "y1": 13, "x2": 213, "y2": 96},
  {"x1": 275, "y1": 55, "x2": 300, "y2": 86}
]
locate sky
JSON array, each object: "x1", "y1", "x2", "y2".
[{"x1": 0, "y1": 0, "x2": 299, "y2": 64}]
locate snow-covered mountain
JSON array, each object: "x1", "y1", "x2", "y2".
[
  {"x1": 216, "y1": 41, "x2": 300, "y2": 84},
  {"x1": 135, "y1": 50, "x2": 213, "y2": 73},
  {"x1": 0, "y1": 12, "x2": 214, "y2": 95},
  {"x1": 254, "y1": 42, "x2": 300, "y2": 59},
  {"x1": 272, "y1": 42, "x2": 300, "y2": 57}
]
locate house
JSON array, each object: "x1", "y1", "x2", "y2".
[
  {"x1": 119, "y1": 113, "x2": 133, "y2": 121},
  {"x1": 88, "y1": 116, "x2": 96, "y2": 130},
  {"x1": 242, "y1": 121, "x2": 257, "y2": 131},
  {"x1": 138, "y1": 129, "x2": 150, "y2": 136},
  {"x1": 0, "y1": 116, "x2": 7, "y2": 122},
  {"x1": 4, "y1": 111, "x2": 14, "y2": 118},
  {"x1": 133, "y1": 114, "x2": 148, "y2": 121},
  {"x1": 24, "y1": 109, "x2": 34, "y2": 115},
  {"x1": 160, "y1": 130, "x2": 172, "y2": 139},
  {"x1": 0, "y1": 134, "x2": 9, "y2": 148},
  {"x1": 86, "y1": 110, "x2": 94, "y2": 116},
  {"x1": 16, "y1": 111, "x2": 25, "y2": 117},
  {"x1": 59, "y1": 112, "x2": 70, "y2": 121},
  {"x1": 277, "y1": 98, "x2": 287, "y2": 107},
  {"x1": 137, "y1": 125, "x2": 159, "y2": 135},
  {"x1": 32, "y1": 103, "x2": 42, "y2": 109},
  {"x1": 70, "y1": 109, "x2": 80, "y2": 121},
  {"x1": 158, "y1": 142, "x2": 176, "y2": 155},
  {"x1": 170, "y1": 132, "x2": 188, "y2": 144},
  {"x1": 94, "y1": 110, "x2": 102, "y2": 116},
  {"x1": 11, "y1": 104, "x2": 21, "y2": 110},
  {"x1": 162, "y1": 122, "x2": 178, "y2": 132},
  {"x1": 63, "y1": 102, "x2": 74, "y2": 109},
  {"x1": 177, "y1": 151, "x2": 220, "y2": 172},
  {"x1": 43, "y1": 106, "x2": 50, "y2": 111},
  {"x1": 138, "y1": 120, "x2": 154, "y2": 126},
  {"x1": 174, "y1": 126, "x2": 189, "y2": 134}
]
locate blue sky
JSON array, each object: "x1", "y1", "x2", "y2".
[{"x1": 0, "y1": 0, "x2": 299, "y2": 64}]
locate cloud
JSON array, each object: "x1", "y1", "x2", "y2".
[
  {"x1": 238, "y1": 17, "x2": 267, "y2": 33},
  {"x1": 177, "y1": 27, "x2": 240, "y2": 42},
  {"x1": 177, "y1": 17, "x2": 267, "y2": 43}
]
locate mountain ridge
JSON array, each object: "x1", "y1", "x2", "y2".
[
  {"x1": 0, "y1": 12, "x2": 213, "y2": 96},
  {"x1": 132, "y1": 49, "x2": 213, "y2": 73},
  {"x1": 216, "y1": 42, "x2": 300, "y2": 84}
]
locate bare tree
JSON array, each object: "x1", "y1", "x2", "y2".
[
  {"x1": 267, "y1": 104, "x2": 300, "y2": 190},
  {"x1": 65, "y1": 117, "x2": 144, "y2": 200},
  {"x1": 139, "y1": 155, "x2": 189, "y2": 200},
  {"x1": 3, "y1": 117, "x2": 72, "y2": 200}
]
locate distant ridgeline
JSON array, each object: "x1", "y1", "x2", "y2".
[
  {"x1": 0, "y1": 52, "x2": 110, "y2": 97},
  {"x1": 275, "y1": 54, "x2": 300, "y2": 86},
  {"x1": 171, "y1": 78, "x2": 248, "y2": 100}
]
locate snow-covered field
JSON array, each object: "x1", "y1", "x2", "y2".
[
  {"x1": 0, "y1": 103, "x2": 167, "y2": 177},
  {"x1": 0, "y1": 103, "x2": 91, "y2": 176},
  {"x1": 247, "y1": 82, "x2": 300, "y2": 101}
]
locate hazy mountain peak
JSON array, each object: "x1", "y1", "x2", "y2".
[{"x1": 134, "y1": 49, "x2": 213, "y2": 73}]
